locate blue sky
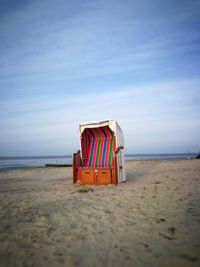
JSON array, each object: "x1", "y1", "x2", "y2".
[{"x1": 0, "y1": 0, "x2": 200, "y2": 156}]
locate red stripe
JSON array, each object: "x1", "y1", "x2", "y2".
[
  {"x1": 113, "y1": 135, "x2": 116, "y2": 152},
  {"x1": 82, "y1": 131, "x2": 88, "y2": 166},
  {"x1": 104, "y1": 127, "x2": 111, "y2": 168},
  {"x1": 91, "y1": 128, "x2": 98, "y2": 166},
  {"x1": 85, "y1": 130, "x2": 90, "y2": 165},
  {"x1": 83, "y1": 130, "x2": 87, "y2": 167},
  {"x1": 86, "y1": 129, "x2": 93, "y2": 167}
]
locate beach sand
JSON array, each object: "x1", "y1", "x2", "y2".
[{"x1": 0, "y1": 160, "x2": 200, "y2": 267}]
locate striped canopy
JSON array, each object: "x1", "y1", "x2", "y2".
[{"x1": 81, "y1": 126, "x2": 116, "y2": 168}]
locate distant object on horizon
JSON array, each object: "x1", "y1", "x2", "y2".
[
  {"x1": 187, "y1": 151, "x2": 191, "y2": 160},
  {"x1": 45, "y1": 163, "x2": 72, "y2": 167},
  {"x1": 196, "y1": 154, "x2": 200, "y2": 159}
]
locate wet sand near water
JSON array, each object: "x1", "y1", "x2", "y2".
[{"x1": 0, "y1": 160, "x2": 200, "y2": 267}]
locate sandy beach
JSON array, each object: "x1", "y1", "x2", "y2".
[{"x1": 0, "y1": 160, "x2": 200, "y2": 267}]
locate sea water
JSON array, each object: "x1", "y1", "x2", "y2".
[
  {"x1": 0, "y1": 153, "x2": 197, "y2": 170},
  {"x1": 0, "y1": 156, "x2": 72, "y2": 170}
]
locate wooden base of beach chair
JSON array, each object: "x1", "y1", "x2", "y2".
[{"x1": 75, "y1": 168, "x2": 117, "y2": 185}]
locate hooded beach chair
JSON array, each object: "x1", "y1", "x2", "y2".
[{"x1": 73, "y1": 119, "x2": 126, "y2": 185}]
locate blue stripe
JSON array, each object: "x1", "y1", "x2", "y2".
[{"x1": 88, "y1": 140, "x2": 95, "y2": 167}]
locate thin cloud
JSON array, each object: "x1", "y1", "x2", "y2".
[{"x1": 0, "y1": 78, "x2": 199, "y2": 155}]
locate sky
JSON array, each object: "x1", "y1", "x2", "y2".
[{"x1": 0, "y1": 0, "x2": 200, "y2": 156}]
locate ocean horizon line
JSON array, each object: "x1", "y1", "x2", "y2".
[
  {"x1": 0, "y1": 153, "x2": 198, "y2": 170},
  {"x1": 0, "y1": 152, "x2": 198, "y2": 160}
]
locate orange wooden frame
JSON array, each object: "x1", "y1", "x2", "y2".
[{"x1": 73, "y1": 148, "x2": 122, "y2": 185}]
